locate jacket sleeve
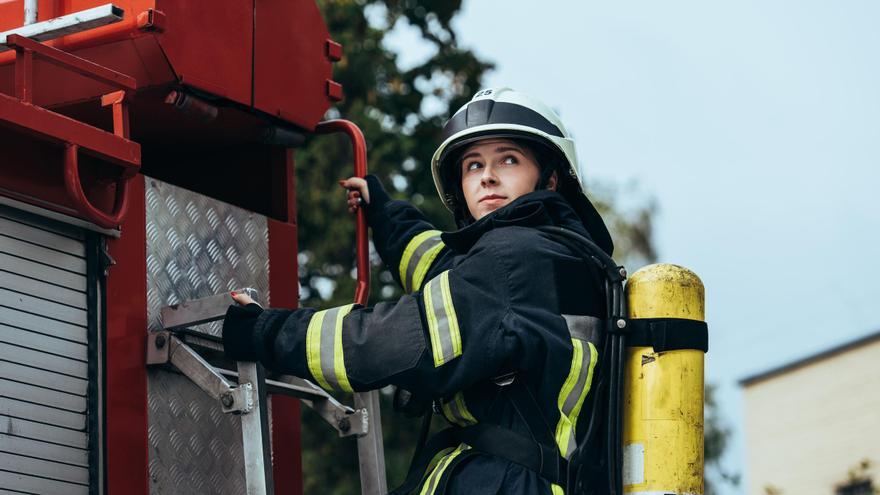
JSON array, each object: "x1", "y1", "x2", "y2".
[
  {"x1": 222, "y1": 229, "x2": 571, "y2": 399},
  {"x1": 363, "y1": 175, "x2": 451, "y2": 293}
]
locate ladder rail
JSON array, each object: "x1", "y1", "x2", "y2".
[
  {"x1": 314, "y1": 118, "x2": 388, "y2": 495},
  {"x1": 239, "y1": 362, "x2": 274, "y2": 495}
]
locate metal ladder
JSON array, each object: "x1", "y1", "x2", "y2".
[{"x1": 146, "y1": 289, "x2": 387, "y2": 495}]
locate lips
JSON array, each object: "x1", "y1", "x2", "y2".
[{"x1": 480, "y1": 194, "x2": 507, "y2": 203}]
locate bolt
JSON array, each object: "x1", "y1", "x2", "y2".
[
  {"x1": 338, "y1": 417, "x2": 351, "y2": 433},
  {"x1": 616, "y1": 319, "x2": 627, "y2": 329},
  {"x1": 619, "y1": 267, "x2": 628, "y2": 278},
  {"x1": 220, "y1": 393, "x2": 235, "y2": 408},
  {"x1": 155, "y1": 334, "x2": 166, "y2": 349}
]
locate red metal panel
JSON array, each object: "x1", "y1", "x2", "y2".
[
  {"x1": 104, "y1": 173, "x2": 149, "y2": 495},
  {"x1": 253, "y1": 0, "x2": 335, "y2": 130},
  {"x1": 268, "y1": 150, "x2": 303, "y2": 494},
  {"x1": 153, "y1": 0, "x2": 253, "y2": 105}
]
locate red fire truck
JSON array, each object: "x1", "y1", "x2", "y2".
[
  {"x1": 0, "y1": 2, "x2": 714, "y2": 494},
  {"x1": 0, "y1": 2, "x2": 385, "y2": 493}
]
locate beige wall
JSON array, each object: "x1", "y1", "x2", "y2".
[{"x1": 743, "y1": 337, "x2": 880, "y2": 495}]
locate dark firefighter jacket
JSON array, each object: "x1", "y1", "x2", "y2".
[{"x1": 223, "y1": 176, "x2": 610, "y2": 495}]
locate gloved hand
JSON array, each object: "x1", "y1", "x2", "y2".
[{"x1": 223, "y1": 291, "x2": 264, "y2": 361}]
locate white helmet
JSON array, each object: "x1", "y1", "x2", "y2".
[{"x1": 431, "y1": 87, "x2": 612, "y2": 253}]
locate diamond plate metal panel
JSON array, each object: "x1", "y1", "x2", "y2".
[{"x1": 145, "y1": 179, "x2": 269, "y2": 495}]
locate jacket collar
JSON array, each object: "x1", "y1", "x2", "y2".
[{"x1": 442, "y1": 190, "x2": 603, "y2": 253}]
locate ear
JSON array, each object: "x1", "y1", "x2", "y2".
[{"x1": 547, "y1": 171, "x2": 558, "y2": 191}]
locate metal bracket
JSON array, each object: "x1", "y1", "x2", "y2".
[
  {"x1": 272, "y1": 374, "x2": 368, "y2": 438},
  {"x1": 149, "y1": 288, "x2": 377, "y2": 495},
  {"x1": 146, "y1": 331, "x2": 254, "y2": 414}
]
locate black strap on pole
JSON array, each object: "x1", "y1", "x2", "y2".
[{"x1": 624, "y1": 318, "x2": 709, "y2": 353}]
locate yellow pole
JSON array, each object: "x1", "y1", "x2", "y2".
[{"x1": 623, "y1": 263, "x2": 705, "y2": 494}]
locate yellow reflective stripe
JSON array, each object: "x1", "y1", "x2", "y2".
[
  {"x1": 570, "y1": 342, "x2": 598, "y2": 422},
  {"x1": 440, "y1": 400, "x2": 457, "y2": 425},
  {"x1": 439, "y1": 272, "x2": 462, "y2": 357},
  {"x1": 333, "y1": 304, "x2": 355, "y2": 393},
  {"x1": 419, "y1": 443, "x2": 471, "y2": 495},
  {"x1": 554, "y1": 340, "x2": 598, "y2": 458},
  {"x1": 306, "y1": 310, "x2": 331, "y2": 391},
  {"x1": 423, "y1": 276, "x2": 442, "y2": 365},
  {"x1": 554, "y1": 339, "x2": 583, "y2": 456},
  {"x1": 454, "y1": 392, "x2": 476, "y2": 425},
  {"x1": 398, "y1": 230, "x2": 444, "y2": 292},
  {"x1": 424, "y1": 270, "x2": 462, "y2": 367},
  {"x1": 412, "y1": 241, "x2": 445, "y2": 292},
  {"x1": 440, "y1": 392, "x2": 477, "y2": 427},
  {"x1": 305, "y1": 304, "x2": 355, "y2": 392}
]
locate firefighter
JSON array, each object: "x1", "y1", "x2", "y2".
[{"x1": 223, "y1": 87, "x2": 613, "y2": 494}]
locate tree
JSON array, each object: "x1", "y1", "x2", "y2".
[{"x1": 293, "y1": 1, "x2": 677, "y2": 493}]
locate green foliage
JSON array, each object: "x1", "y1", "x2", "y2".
[{"x1": 295, "y1": 1, "x2": 663, "y2": 492}]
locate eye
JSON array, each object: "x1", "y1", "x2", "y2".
[
  {"x1": 464, "y1": 161, "x2": 483, "y2": 172},
  {"x1": 501, "y1": 155, "x2": 518, "y2": 165}
]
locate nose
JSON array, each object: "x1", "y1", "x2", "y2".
[{"x1": 480, "y1": 166, "x2": 498, "y2": 187}]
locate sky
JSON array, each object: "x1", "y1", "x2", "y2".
[{"x1": 384, "y1": 1, "x2": 880, "y2": 492}]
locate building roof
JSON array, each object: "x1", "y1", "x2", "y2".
[{"x1": 739, "y1": 329, "x2": 880, "y2": 387}]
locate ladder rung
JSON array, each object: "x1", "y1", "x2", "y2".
[{"x1": 161, "y1": 288, "x2": 258, "y2": 331}]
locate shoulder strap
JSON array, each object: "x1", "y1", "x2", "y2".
[{"x1": 562, "y1": 314, "x2": 603, "y2": 345}]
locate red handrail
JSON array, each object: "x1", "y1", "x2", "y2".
[
  {"x1": 313, "y1": 119, "x2": 370, "y2": 306},
  {"x1": 6, "y1": 34, "x2": 139, "y2": 229}
]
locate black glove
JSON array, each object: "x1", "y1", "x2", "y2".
[{"x1": 222, "y1": 303, "x2": 263, "y2": 361}]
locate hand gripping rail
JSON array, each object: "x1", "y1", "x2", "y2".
[
  {"x1": 314, "y1": 119, "x2": 387, "y2": 495},
  {"x1": 146, "y1": 290, "x2": 368, "y2": 495}
]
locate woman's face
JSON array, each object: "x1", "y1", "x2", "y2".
[{"x1": 459, "y1": 139, "x2": 554, "y2": 220}]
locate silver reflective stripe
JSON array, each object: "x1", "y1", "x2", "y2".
[
  {"x1": 401, "y1": 231, "x2": 444, "y2": 293},
  {"x1": 423, "y1": 271, "x2": 461, "y2": 367},
  {"x1": 319, "y1": 306, "x2": 344, "y2": 390},
  {"x1": 554, "y1": 339, "x2": 599, "y2": 459},
  {"x1": 306, "y1": 304, "x2": 355, "y2": 392},
  {"x1": 419, "y1": 444, "x2": 471, "y2": 495},
  {"x1": 562, "y1": 344, "x2": 593, "y2": 415}
]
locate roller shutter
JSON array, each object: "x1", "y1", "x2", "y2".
[{"x1": 0, "y1": 206, "x2": 97, "y2": 495}]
